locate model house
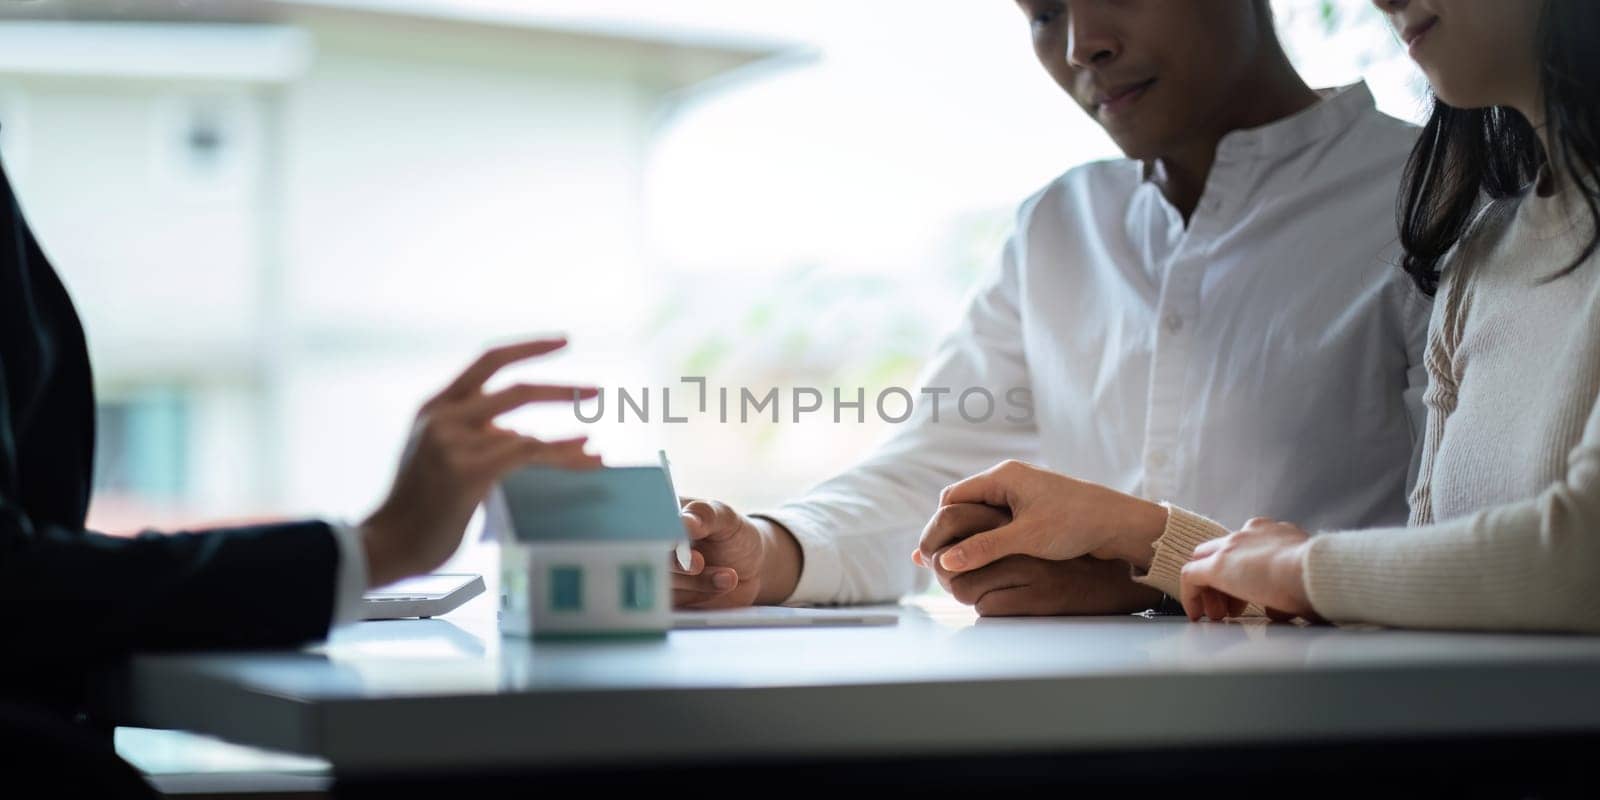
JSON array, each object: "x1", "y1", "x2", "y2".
[{"x1": 495, "y1": 465, "x2": 683, "y2": 637}]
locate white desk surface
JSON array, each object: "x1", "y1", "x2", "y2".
[{"x1": 107, "y1": 595, "x2": 1600, "y2": 776}]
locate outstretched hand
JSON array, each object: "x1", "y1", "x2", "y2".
[{"x1": 360, "y1": 339, "x2": 601, "y2": 587}]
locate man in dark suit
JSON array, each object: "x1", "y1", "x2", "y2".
[{"x1": 0, "y1": 155, "x2": 600, "y2": 793}]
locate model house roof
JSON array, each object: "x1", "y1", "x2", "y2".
[{"x1": 500, "y1": 466, "x2": 684, "y2": 543}]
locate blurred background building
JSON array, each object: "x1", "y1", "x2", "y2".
[{"x1": 0, "y1": 0, "x2": 1421, "y2": 554}]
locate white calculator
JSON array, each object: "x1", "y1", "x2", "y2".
[{"x1": 361, "y1": 573, "x2": 485, "y2": 620}]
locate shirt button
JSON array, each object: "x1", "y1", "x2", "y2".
[
  {"x1": 1148, "y1": 450, "x2": 1169, "y2": 469},
  {"x1": 1164, "y1": 313, "x2": 1184, "y2": 333}
]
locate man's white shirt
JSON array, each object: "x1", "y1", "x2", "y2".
[{"x1": 763, "y1": 83, "x2": 1430, "y2": 605}]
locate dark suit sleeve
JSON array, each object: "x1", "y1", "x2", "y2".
[
  {"x1": 0, "y1": 153, "x2": 344, "y2": 684},
  {"x1": 0, "y1": 506, "x2": 339, "y2": 666}
]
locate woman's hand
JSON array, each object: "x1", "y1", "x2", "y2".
[
  {"x1": 1179, "y1": 517, "x2": 1320, "y2": 622},
  {"x1": 359, "y1": 339, "x2": 602, "y2": 587},
  {"x1": 918, "y1": 460, "x2": 1169, "y2": 574}
]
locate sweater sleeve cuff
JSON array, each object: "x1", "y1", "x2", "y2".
[
  {"x1": 752, "y1": 508, "x2": 840, "y2": 606},
  {"x1": 1131, "y1": 503, "x2": 1230, "y2": 597}
]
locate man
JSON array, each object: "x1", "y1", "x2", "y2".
[{"x1": 673, "y1": 0, "x2": 1427, "y2": 614}]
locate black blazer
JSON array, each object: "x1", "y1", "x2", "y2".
[{"x1": 0, "y1": 158, "x2": 338, "y2": 714}]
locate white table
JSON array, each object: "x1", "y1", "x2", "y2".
[{"x1": 102, "y1": 595, "x2": 1600, "y2": 785}]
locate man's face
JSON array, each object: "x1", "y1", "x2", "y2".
[{"x1": 1015, "y1": 0, "x2": 1266, "y2": 161}]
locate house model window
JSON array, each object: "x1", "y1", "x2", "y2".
[
  {"x1": 550, "y1": 566, "x2": 583, "y2": 612},
  {"x1": 620, "y1": 564, "x2": 655, "y2": 612}
]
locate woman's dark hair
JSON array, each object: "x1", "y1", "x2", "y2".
[{"x1": 1397, "y1": 0, "x2": 1600, "y2": 296}]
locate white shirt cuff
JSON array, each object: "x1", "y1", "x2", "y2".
[
  {"x1": 328, "y1": 521, "x2": 369, "y2": 628},
  {"x1": 755, "y1": 507, "x2": 843, "y2": 606}
]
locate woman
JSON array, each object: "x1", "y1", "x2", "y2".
[
  {"x1": 0, "y1": 149, "x2": 599, "y2": 792},
  {"x1": 917, "y1": 0, "x2": 1600, "y2": 632}
]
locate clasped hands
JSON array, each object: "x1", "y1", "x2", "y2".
[{"x1": 913, "y1": 460, "x2": 1321, "y2": 622}]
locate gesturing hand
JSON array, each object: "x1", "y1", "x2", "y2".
[{"x1": 359, "y1": 339, "x2": 601, "y2": 587}]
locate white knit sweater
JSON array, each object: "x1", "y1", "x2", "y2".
[{"x1": 1138, "y1": 180, "x2": 1600, "y2": 632}]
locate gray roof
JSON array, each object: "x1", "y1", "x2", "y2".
[
  {"x1": 0, "y1": 0, "x2": 804, "y2": 89},
  {"x1": 281, "y1": 0, "x2": 797, "y2": 58},
  {"x1": 499, "y1": 466, "x2": 684, "y2": 543}
]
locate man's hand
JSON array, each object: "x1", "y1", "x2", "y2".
[
  {"x1": 913, "y1": 503, "x2": 1162, "y2": 616},
  {"x1": 672, "y1": 499, "x2": 802, "y2": 609},
  {"x1": 920, "y1": 460, "x2": 1169, "y2": 575}
]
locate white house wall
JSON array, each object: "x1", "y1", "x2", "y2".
[
  {"x1": 7, "y1": 77, "x2": 269, "y2": 376},
  {"x1": 279, "y1": 16, "x2": 658, "y2": 336},
  {"x1": 274, "y1": 16, "x2": 674, "y2": 516},
  {"x1": 503, "y1": 541, "x2": 672, "y2": 637},
  {"x1": 0, "y1": 13, "x2": 777, "y2": 523}
]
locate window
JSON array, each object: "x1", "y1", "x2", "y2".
[
  {"x1": 549, "y1": 566, "x2": 583, "y2": 612},
  {"x1": 619, "y1": 564, "x2": 655, "y2": 612},
  {"x1": 94, "y1": 386, "x2": 191, "y2": 501}
]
